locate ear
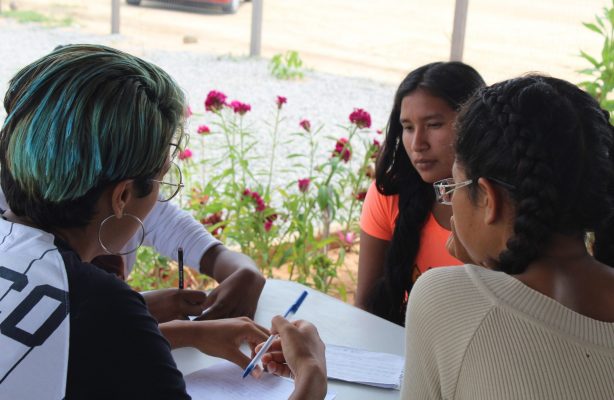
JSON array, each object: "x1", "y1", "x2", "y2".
[
  {"x1": 110, "y1": 180, "x2": 135, "y2": 218},
  {"x1": 476, "y1": 177, "x2": 502, "y2": 225}
]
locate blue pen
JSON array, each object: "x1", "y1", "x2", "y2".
[{"x1": 242, "y1": 290, "x2": 309, "y2": 378}]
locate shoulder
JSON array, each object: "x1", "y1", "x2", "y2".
[
  {"x1": 403, "y1": 266, "x2": 497, "y2": 398},
  {"x1": 408, "y1": 265, "x2": 491, "y2": 322},
  {"x1": 361, "y1": 181, "x2": 399, "y2": 239}
]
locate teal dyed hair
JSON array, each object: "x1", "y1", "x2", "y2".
[{"x1": 1, "y1": 44, "x2": 186, "y2": 205}]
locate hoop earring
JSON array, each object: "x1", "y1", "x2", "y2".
[{"x1": 98, "y1": 213, "x2": 145, "y2": 256}]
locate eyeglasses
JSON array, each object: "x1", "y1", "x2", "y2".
[
  {"x1": 433, "y1": 178, "x2": 473, "y2": 205},
  {"x1": 152, "y1": 160, "x2": 184, "y2": 202},
  {"x1": 433, "y1": 177, "x2": 516, "y2": 205}
]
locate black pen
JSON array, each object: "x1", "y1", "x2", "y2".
[{"x1": 178, "y1": 247, "x2": 184, "y2": 290}]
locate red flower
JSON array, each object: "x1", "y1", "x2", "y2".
[
  {"x1": 297, "y1": 178, "x2": 310, "y2": 193},
  {"x1": 243, "y1": 188, "x2": 266, "y2": 212},
  {"x1": 349, "y1": 108, "x2": 372, "y2": 129},
  {"x1": 371, "y1": 139, "x2": 381, "y2": 159},
  {"x1": 201, "y1": 212, "x2": 224, "y2": 236},
  {"x1": 276, "y1": 96, "x2": 287, "y2": 109},
  {"x1": 355, "y1": 191, "x2": 367, "y2": 201},
  {"x1": 299, "y1": 119, "x2": 311, "y2": 133},
  {"x1": 376, "y1": 129, "x2": 383, "y2": 135},
  {"x1": 230, "y1": 100, "x2": 251, "y2": 115},
  {"x1": 197, "y1": 124, "x2": 210, "y2": 134},
  {"x1": 178, "y1": 148, "x2": 193, "y2": 160},
  {"x1": 264, "y1": 220, "x2": 273, "y2": 232},
  {"x1": 332, "y1": 138, "x2": 351, "y2": 163},
  {"x1": 205, "y1": 90, "x2": 227, "y2": 112}
]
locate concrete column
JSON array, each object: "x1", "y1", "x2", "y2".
[
  {"x1": 450, "y1": 0, "x2": 469, "y2": 61},
  {"x1": 250, "y1": 0, "x2": 263, "y2": 57},
  {"x1": 111, "y1": 0, "x2": 120, "y2": 34}
]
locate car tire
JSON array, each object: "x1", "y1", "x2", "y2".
[
  {"x1": 222, "y1": 0, "x2": 240, "y2": 14},
  {"x1": 126, "y1": 0, "x2": 141, "y2": 5}
]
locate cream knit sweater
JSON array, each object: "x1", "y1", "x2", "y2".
[{"x1": 402, "y1": 265, "x2": 614, "y2": 399}]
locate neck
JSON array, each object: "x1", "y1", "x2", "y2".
[{"x1": 4, "y1": 210, "x2": 102, "y2": 262}]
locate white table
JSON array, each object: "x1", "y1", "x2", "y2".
[{"x1": 173, "y1": 279, "x2": 405, "y2": 399}]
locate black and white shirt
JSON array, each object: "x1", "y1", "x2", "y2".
[{"x1": 0, "y1": 219, "x2": 190, "y2": 399}]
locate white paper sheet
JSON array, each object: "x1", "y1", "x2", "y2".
[
  {"x1": 185, "y1": 360, "x2": 336, "y2": 400},
  {"x1": 325, "y1": 344, "x2": 404, "y2": 390}
]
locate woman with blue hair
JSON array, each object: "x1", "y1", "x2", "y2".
[{"x1": 0, "y1": 44, "x2": 326, "y2": 399}]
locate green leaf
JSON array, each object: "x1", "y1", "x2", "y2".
[
  {"x1": 583, "y1": 22, "x2": 603, "y2": 34},
  {"x1": 580, "y1": 50, "x2": 600, "y2": 67}
]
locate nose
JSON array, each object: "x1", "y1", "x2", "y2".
[{"x1": 411, "y1": 126, "x2": 429, "y2": 152}]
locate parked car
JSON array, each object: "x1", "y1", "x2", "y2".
[{"x1": 126, "y1": 0, "x2": 246, "y2": 14}]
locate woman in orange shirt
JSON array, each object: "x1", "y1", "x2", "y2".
[{"x1": 356, "y1": 62, "x2": 485, "y2": 325}]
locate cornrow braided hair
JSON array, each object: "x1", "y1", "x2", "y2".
[{"x1": 456, "y1": 75, "x2": 614, "y2": 273}]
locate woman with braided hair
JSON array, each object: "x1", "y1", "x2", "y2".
[
  {"x1": 402, "y1": 75, "x2": 614, "y2": 398},
  {"x1": 355, "y1": 62, "x2": 485, "y2": 325}
]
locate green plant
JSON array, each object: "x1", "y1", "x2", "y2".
[
  {"x1": 127, "y1": 247, "x2": 174, "y2": 292},
  {"x1": 181, "y1": 91, "x2": 378, "y2": 295},
  {"x1": 2, "y1": 10, "x2": 73, "y2": 27},
  {"x1": 579, "y1": 0, "x2": 614, "y2": 122},
  {"x1": 269, "y1": 51, "x2": 304, "y2": 80}
]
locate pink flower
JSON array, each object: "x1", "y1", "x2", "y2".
[
  {"x1": 185, "y1": 106, "x2": 193, "y2": 118},
  {"x1": 355, "y1": 191, "x2": 367, "y2": 201},
  {"x1": 297, "y1": 178, "x2": 310, "y2": 193},
  {"x1": 376, "y1": 129, "x2": 383, "y2": 135},
  {"x1": 264, "y1": 220, "x2": 273, "y2": 232},
  {"x1": 276, "y1": 96, "x2": 287, "y2": 109},
  {"x1": 205, "y1": 90, "x2": 227, "y2": 112},
  {"x1": 178, "y1": 148, "x2": 193, "y2": 160},
  {"x1": 349, "y1": 108, "x2": 372, "y2": 129},
  {"x1": 332, "y1": 138, "x2": 351, "y2": 163},
  {"x1": 230, "y1": 100, "x2": 251, "y2": 115},
  {"x1": 197, "y1": 124, "x2": 211, "y2": 135},
  {"x1": 299, "y1": 119, "x2": 311, "y2": 133},
  {"x1": 337, "y1": 231, "x2": 355, "y2": 246}
]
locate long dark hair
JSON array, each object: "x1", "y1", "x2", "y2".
[
  {"x1": 367, "y1": 62, "x2": 486, "y2": 325},
  {"x1": 456, "y1": 75, "x2": 614, "y2": 272}
]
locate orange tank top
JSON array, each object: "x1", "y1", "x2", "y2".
[{"x1": 360, "y1": 181, "x2": 461, "y2": 276}]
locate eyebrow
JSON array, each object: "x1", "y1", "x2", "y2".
[{"x1": 400, "y1": 113, "x2": 446, "y2": 123}]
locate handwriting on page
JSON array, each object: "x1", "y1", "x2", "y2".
[
  {"x1": 325, "y1": 344, "x2": 404, "y2": 390},
  {"x1": 185, "y1": 360, "x2": 336, "y2": 400}
]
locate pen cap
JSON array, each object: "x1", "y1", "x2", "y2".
[{"x1": 284, "y1": 290, "x2": 308, "y2": 318}]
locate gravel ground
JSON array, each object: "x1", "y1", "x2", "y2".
[{"x1": 0, "y1": 20, "x2": 396, "y2": 189}]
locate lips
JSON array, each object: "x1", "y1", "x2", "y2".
[{"x1": 414, "y1": 159, "x2": 436, "y2": 170}]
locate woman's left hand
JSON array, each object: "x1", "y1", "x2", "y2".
[{"x1": 195, "y1": 268, "x2": 265, "y2": 320}]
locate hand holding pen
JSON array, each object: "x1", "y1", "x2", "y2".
[
  {"x1": 255, "y1": 315, "x2": 328, "y2": 399},
  {"x1": 243, "y1": 290, "x2": 308, "y2": 378}
]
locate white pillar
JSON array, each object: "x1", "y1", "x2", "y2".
[
  {"x1": 111, "y1": 0, "x2": 120, "y2": 34},
  {"x1": 250, "y1": 0, "x2": 263, "y2": 57},
  {"x1": 450, "y1": 0, "x2": 469, "y2": 61}
]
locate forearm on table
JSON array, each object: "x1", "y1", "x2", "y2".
[
  {"x1": 199, "y1": 244, "x2": 259, "y2": 281},
  {"x1": 159, "y1": 320, "x2": 204, "y2": 349}
]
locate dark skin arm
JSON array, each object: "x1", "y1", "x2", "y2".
[
  {"x1": 196, "y1": 244, "x2": 265, "y2": 320},
  {"x1": 355, "y1": 230, "x2": 390, "y2": 310}
]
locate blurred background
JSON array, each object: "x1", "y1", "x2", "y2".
[{"x1": 2, "y1": 0, "x2": 608, "y2": 85}]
